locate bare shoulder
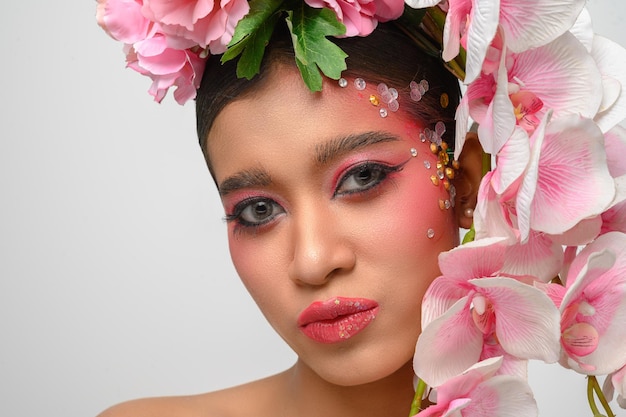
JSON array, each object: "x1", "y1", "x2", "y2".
[
  {"x1": 96, "y1": 395, "x2": 211, "y2": 417},
  {"x1": 96, "y1": 371, "x2": 290, "y2": 417}
]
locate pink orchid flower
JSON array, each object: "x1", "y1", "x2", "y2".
[
  {"x1": 141, "y1": 0, "x2": 250, "y2": 53},
  {"x1": 413, "y1": 357, "x2": 538, "y2": 417},
  {"x1": 603, "y1": 365, "x2": 626, "y2": 409},
  {"x1": 547, "y1": 232, "x2": 626, "y2": 375},
  {"x1": 456, "y1": 31, "x2": 602, "y2": 157},
  {"x1": 414, "y1": 237, "x2": 561, "y2": 387},
  {"x1": 474, "y1": 113, "x2": 615, "y2": 246},
  {"x1": 404, "y1": 0, "x2": 585, "y2": 83},
  {"x1": 514, "y1": 115, "x2": 614, "y2": 242},
  {"x1": 304, "y1": 0, "x2": 404, "y2": 37}
]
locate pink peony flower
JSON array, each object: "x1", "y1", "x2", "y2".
[
  {"x1": 304, "y1": 0, "x2": 404, "y2": 37},
  {"x1": 97, "y1": 0, "x2": 208, "y2": 104},
  {"x1": 413, "y1": 357, "x2": 538, "y2": 417},
  {"x1": 414, "y1": 237, "x2": 561, "y2": 387},
  {"x1": 97, "y1": 0, "x2": 154, "y2": 44},
  {"x1": 141, "y1": 0, "x2": 250, "y2": 53},
  {"x1": 126, "y1": 34, "x2": 206, "y2": 104}
]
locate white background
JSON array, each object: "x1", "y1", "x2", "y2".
[{"x1": 0, "y1": 1, "x2": 624, "y2": 416}]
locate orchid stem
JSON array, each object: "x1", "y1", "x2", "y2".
[
  {"x1": 409, "y1": 378, "x2": 427, "y2": 416},
  {"x1": 587, "y1": 376, "x2": 602, "y2": 416},
  {"x1": 587, "y1": 375, "x2": 615, "y2": 417},
  {"x1": 592, "y1": 376, "x2": 615, "y2": 417}
]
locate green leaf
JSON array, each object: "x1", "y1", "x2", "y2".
[
  {"x1": 236, "y1": 13, "x2": 281, "y2": 79},
  {"x1": 230, "y1": 0, "x2": 284, "y2": 46},
  {"x1": 286, "y1": 4, "x2": 348, "y2": 91},
  {"x1": 295, "y1": 56, "x2": 323, "y2": 91},
  {"x1": 221, "y1": 0, "x2": 283, "y2": 65}
]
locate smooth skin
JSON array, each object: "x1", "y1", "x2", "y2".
[{"x1": 98, "y1": 64, "x2": 482, "y2": 417}]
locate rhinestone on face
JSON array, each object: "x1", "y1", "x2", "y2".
[
  {"x1": 423, "y1": 160, "x2": 431, "y2": 169},
  {"x1": 379, "y1": 108, "x2": 388, "y2": 118},
  {"x1": 354, "y1": 77, "x2": 366, "y2": 90},
  {"x1": 427, "y1": 228, "x2": 435, "y2": 239},
  {"x1": 410, "y1": 148, "x2": 418, "y2": 157},
  {"x1": 338, "y1": 78, "x2": 348, "y2": 88},
  {"x1": 381, "y1": 90, "x2": 393, "y2": 103}
]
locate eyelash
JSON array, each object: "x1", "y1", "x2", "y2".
[
  {"x1": 333, "y1": 160, "x2": 407, "y2": 198},
  {"x1": 224, "y1": 160, "x2": 407, "y2": 232}
]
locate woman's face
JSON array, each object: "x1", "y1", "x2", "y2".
[{"x1": 207, "y1": 65, "x2": 459, "y2": 386}]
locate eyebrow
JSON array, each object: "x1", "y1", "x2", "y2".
[
  {"x1": 218, "y1": 131, "x2": 401, "y2": 196},
  {"x1": 315, "y1": 131, "x2": 401, "y2": 165},
  {"x1": 218, "y1": 168, "x2": 271, "y2": 196}
]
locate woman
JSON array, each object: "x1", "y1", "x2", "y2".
[
  {"x1": 97, "y1": 17, "x2": 484, "y2": 417},
  {"x1": 96, "y1": 1, "x2": 626, "y2": 416}
]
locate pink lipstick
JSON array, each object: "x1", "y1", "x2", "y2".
[{"x1": 298, "y1": 297, "x2": 379, "y2": 344}]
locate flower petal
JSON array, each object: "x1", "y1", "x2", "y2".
[
  {"x1": 465, "y1": 375, "x2": 538, "y2": 417},
  {"x1": 470, "y1": 277, "x2": 561, "y2": 362},
  {"x1": 501, "y1": 231, "x2": 564, "y2": 283},
  {"x1": 529, "y1": 116, "x2": 614, "y2": 235},
  {"x1": 463, "y1": 0, "x2": 500, "y2": 83},
  {"x1": 414, "y1": 297, "x2": 484, "y2": 387},
  {"x1": 568, "y1": 7, "x2": 593, "y2": 52},
  {"x1": 499, "y1": 0, "x2": 585, "y2": 53},
  {"x1": 476, "y1": 43, "x2": 516, "y2": 156},
  {"x1": 438, "y1": 236, "x2": 509, "y2": 282},
  {"x1": 510, "y1": 32, "x2": 602, "y2": 121},
  {"x1": 592, "y1": 36, "x2": 626, "y2": 133},
  {"x1": 515, "y1": 111, "x2": 550, "y2": 241},
  {"x1": 404, "y1": 0, "x2": 442, "y2": 8},
  {"x1": 490, "y1": 127, "x2": 530, "y2": 196}
]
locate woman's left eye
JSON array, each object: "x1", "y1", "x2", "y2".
[{"x1": 334, "y1": 162, "x2": 404, "y2": 196}]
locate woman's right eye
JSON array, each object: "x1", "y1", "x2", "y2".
[{"x1": 225, "y1": 198, "x2": 285, "y2": 228}]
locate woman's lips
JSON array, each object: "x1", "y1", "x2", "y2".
[{"x1": 298, "y1": 297, "x2": 379, "y2": 344}]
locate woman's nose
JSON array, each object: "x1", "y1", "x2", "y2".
[{"x1": 287, "y1": 206, "x2": 356, "y2": 286}]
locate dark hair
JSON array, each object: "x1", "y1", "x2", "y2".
[{"x1": 196, "y1": 22, "x2": 460, "y2": 174}]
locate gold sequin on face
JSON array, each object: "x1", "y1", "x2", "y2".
[
  {"x1": 440, "y1": 93, "x2": 449, "y2": 108},
  {"x1": 369, "y1": 95, "x2": 380, "y2": 106}
]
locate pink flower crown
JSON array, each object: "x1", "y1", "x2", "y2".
[{"x1": 97, "y1": 1, "x2": 626, "y2": 416}]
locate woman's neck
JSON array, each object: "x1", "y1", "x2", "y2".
[{"x1": 280, "y1": 359, "x2": 417, "y2": 417}]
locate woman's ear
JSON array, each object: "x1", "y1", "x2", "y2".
[{"x1": 453, "y1": 132, "x2": 484, "y2": 229}]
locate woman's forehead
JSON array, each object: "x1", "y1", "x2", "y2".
[{"x1": 206, "y1": 68, "x2": 422, "y2": 180}]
